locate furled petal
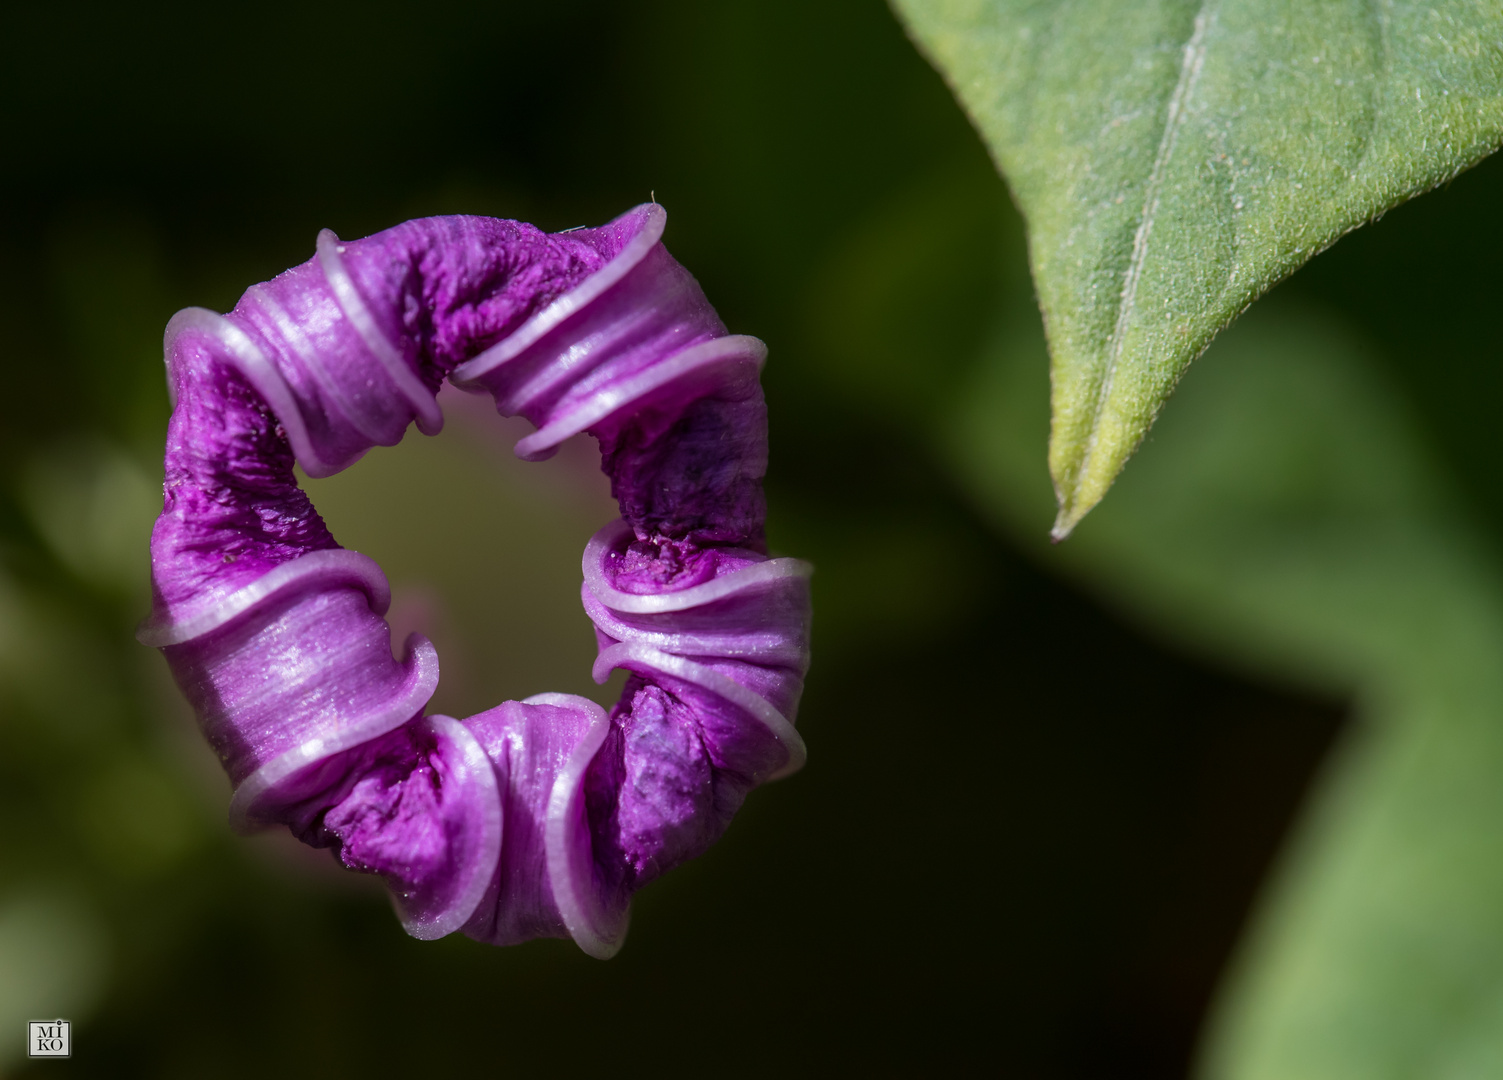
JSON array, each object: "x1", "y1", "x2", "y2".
[{"x1": 141, "y1": 204, "x2": 810, "y2": 955}]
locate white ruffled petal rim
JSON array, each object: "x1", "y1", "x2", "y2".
[
  {"x1": 165, "y1": 307, "x2": 337, "y2": 478},
  {"x1": 450, "y1": 204, "x2": 667, "y2": 389},
  {"x1": 245, "y1": 283, "x2": 394, "y2": 446},
  {"x1": 579, "y1": 585, "x2": 809, "y2": 667},
  {"x1": 592, "y1": 642, "x2": 806, "y2": 782},
  {"x1": 317, "y1": 229, "x2": 444, "y2": 437},
  {"x1": 582, "y1": 518, "x2": 812, "y2": 616},
  {"x1": 397, "y1": 713, "x2": 505, "y2": 941},
  {"x1": 534, "y1": 692, "x2": 631, "y2": 960},
  {"x1": 511, "y1": 335, "x2": 765, "y2": 462},
  {"x1": 227, "y1": 633, "x2": 441, "y2": 833},
  {"x1": 137, "y1": 548, "x2": 390, "y2": 647}
]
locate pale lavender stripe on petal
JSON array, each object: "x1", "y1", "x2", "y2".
[{"x1": 317, "y1": 229, "x2": 444, "y2": 436}]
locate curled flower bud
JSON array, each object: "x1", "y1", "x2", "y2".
[{"x1": 140, "y1": 205, "x2": 811, "y2": 957}]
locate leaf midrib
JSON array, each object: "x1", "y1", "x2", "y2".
[{"x1": 1056, "y1": 2, "x2": 1215, "y2": 539}]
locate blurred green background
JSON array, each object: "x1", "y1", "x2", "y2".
[{"x1": 5, "y1": 0, "x2": 1501, "y2": 1075}]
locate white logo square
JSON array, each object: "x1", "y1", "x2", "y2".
[{"x1": 27, "y1": 1020, "x2": 71, "y2": 1058}]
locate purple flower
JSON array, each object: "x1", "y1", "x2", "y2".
[{"x1": 138, "y1": 205, "x2": 811, "y2": 957}]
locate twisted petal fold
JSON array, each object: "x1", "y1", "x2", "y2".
[{"x1": 142, "y1": 205, "x2": 810, "y2": 954}]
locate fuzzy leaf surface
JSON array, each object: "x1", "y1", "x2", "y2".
[{"x1": 893, "y1": 0, "x2": 1503, "y2": 534}]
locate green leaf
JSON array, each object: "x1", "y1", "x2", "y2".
[{"x1": 892, "y1": 0, "x2": 1503, "y2": 536}]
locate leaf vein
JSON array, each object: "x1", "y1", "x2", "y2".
[{"x1": 1070, "y1": 3, "x2": 1213, "y2": 513}]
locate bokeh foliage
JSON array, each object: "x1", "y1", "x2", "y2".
[{"x1": 883, "y1": 5, "x2": 1503, "y2": 1076}]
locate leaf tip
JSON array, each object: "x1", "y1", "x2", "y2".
[
  {"x1": 1048, "y1": 418, "x2": 1125, "y2": 543},
  {"x1": 1050, "y1": 460, "x2": 1113, "y2": 541},
  {"x1": 1049, "y1": 503, "x2": 1085, "y2": 543}
]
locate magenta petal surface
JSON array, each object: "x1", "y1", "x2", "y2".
[{"x1": 142, "y1": 204, "x2": 811, "y2": 955}]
